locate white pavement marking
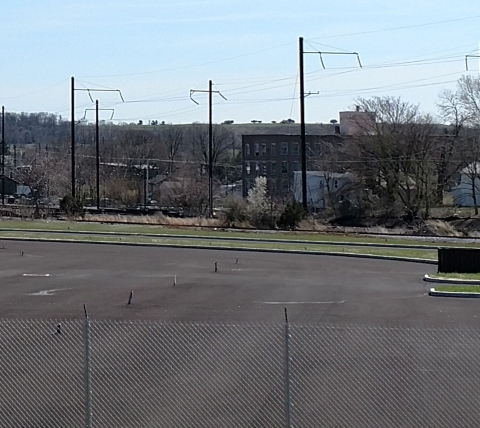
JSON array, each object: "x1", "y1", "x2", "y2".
[
  {"x1": 256, "y1": 301, "x2": 346, "y2": 305},
  {"x1": 22, "y1": 274, "x2": 51, "y2": 277},
  {"x1": 27, "y1": 288, "x2": 71, "y2": 296}
]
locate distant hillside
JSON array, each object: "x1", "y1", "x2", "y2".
[
  {"x1": 117, "y1": 121, "x2": 336, "y2": 136},
  {"x1": 218, "y1": 122, "x2": 336, "y2": 136},
  {"x1": 1, "y1": 111, "x2": 337, "y2": 150}
]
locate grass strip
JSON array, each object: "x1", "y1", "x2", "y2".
[
  {"x1": 0, "y1": 219, "x2": 473, "y2": 248},
  {"x1": 0, "y1": 231, "x2": 437, "y2": 260},
  {"x1": 432, "y1": 273, "x2": 480, "y2": 280},
  {"x1": 434, "y1": 285, "x2": 480, "y2": 293}
]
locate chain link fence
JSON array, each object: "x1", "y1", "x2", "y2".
[{"x1": 1, "y1": 319, "x2": 480, "y2": 427}]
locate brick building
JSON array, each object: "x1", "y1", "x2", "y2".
[
  {"x1": 339, "y1": 106, "x2": 376, "y2": 136},
  {"x1": 242, "y1": 134, "x2": 342, "y2": 199}
]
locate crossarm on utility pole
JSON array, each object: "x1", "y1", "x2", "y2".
[{"x1": 189, "y1": 82, "x2": 227, "y2": 218}]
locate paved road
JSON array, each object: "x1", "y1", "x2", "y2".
[{"x1": 0, "y1": 240, "x2": 477, "y2": 327}]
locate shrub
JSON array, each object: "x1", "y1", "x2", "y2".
[
  {"x1": 277, "y1": 201, "x2": 305, "y2": 230},
  {"x1": 60, "y1": 195, "x2": 85, "y2": 218},
  {"x1": 223, "y1": 196, "x2": 247, "y2": 226}
]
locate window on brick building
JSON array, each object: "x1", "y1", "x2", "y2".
[
  {"x1": 271, "y1": 142, "x2": 276, "y2": 155},
  {"x1": 293, "y1": 142, "x2": 299, "y2": 155}
]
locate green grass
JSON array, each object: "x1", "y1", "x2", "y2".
[
  {"x1": 434, "y1": 285, "x2": 480, "y2": 293},
  {"x1": 432, "y1": 273, "x2": 480, "y2": 280},
  {"x1": 0, "y1": 218, "x2": 472, "y2": 249},
  {"x1": 0, "y1": 230, "x2": 437, "y2": 260}
]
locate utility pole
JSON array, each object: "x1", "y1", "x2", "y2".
[
  {"x1": 1, "y1": 106, "x2": 5, "y2": 206},
  {"x1": 71, "y1": 77, "x2": 75, "y2": 199},
  {"x1": 299, "y1": 37, "x2": 361, "y2": 212},
  {"x1": 84, "y1": 104, "x2": 114, "y2": 211},
  {"x1": 190, "y1": 81, "x2": 227, "y2": 218},
  {"x1": 299, "y1": 38, "x2": 307, "y2": 211},
  {"x1": 143, "y1": 166, "x2": 147, "y2": 211},
  {"x1": 465, "y1": 54, "x2": 480, "y2": 71},
  {"x1": 71, "y1": 77, "x2": 123, "y2": 200},
  {"x1": 95, "y1": 100, "x2": 100, "y2": 210},
  {"x1": 208, "y1": 80, "x2": 213, "y2": 218}
]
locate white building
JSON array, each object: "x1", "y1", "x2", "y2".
[
  {"x1": 293, "y1": 171, "x2": 352, "y2": 209},
  {"x1": 451, "y1": 163, "x2": 480, "y2": 207}
]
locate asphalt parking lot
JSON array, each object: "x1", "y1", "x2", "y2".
[
  {"x1": 2, "y1": 240, "x2": 480, "y2": 427},
  {"x1": 0, "y1": 239, "x2": 478, "y2": 327}
]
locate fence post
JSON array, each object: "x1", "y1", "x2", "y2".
[
  {"x1": 84, "y1": 305, "x2": 93, "y2": 428},
  {"x1": 284, "y1": 308, "x2": 292, "y2": 428}
]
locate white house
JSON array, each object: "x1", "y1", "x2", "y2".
[
  {"x1": 293, "y1": 171, "x2": 352, "y2": 209},
  {"x1": 451, "y1": 163, "x2": 480, "y2": 207}
]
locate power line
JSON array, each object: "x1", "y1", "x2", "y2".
[
  {"x1": 77, "y1": 42, "x2": 296, "y2": 79},
  {"x1": 309, "y1": 15, "x2": 480, "y2": 40}
]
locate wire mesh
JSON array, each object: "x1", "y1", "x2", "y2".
[
  {"x1": 90, "y1": 321, "x2": 286, "y2": 428},
  {"x1": 1, "y1": 320, "x2": 480, "y2": 427},
  {"x1": 290, "y1": 324, "x2": 480, "y2": 427},
  {"x1": 0, "y1": 319, "x2": 85, "y2": 427}
]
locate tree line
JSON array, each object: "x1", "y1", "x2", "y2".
[
  {"x1": 4, "y1": 75, "x2": 480, "y2": 220},
  {"x1": 9, "y1": 122, "x2": 241, "y2": 214},
  {"x1": 334, "y1": 75, "x2": 480, "y2": 220}
]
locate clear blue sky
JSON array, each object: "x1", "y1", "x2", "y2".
[{"x1": 1, "y1": 1, "x2": 479, "y2": 125}]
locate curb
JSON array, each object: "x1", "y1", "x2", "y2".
[
  {"x1": 0, "y1": 236, "x2": 436, "y2": 264},
  {"x1": 423, "y1": 274, "x2": 480, "y2": 285},
  {"x1": 429, "y1": 287, "x2": 480, "y2": 298}
]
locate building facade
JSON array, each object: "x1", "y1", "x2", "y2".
[
  {"x1": 242, "y1": 134, "x2": 341, "y2": 199},
  {"x1": 339, "y1": 106, "x2": 376, "y2": 136}
]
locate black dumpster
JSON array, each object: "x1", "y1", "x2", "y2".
[{"x1": 438, "y1": 248, "x2": 480, "y2": 273}]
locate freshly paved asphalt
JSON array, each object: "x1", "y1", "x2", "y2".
[{"x1": 0, "y1": 239, "x2": 477, "y2": 327}]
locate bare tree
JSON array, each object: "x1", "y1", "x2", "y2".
[
  {"x1": 346, "y1": 97, "x2": 436, "y2": 219},
  {"x1": 189, "y1": 124, "x2": 233, "y2": 172},
  {"x1": 14, "y1": 147, "x2": 68, "y2": 215},
  {"x1": 164, "y1": 163, "x2": 210, "y2": 216},
  {"x1": 435, "y1": 89, "x2": 470, "y2": 204},
  {"x1": 455, "y1": 75, "x2": 480, "y2": 125},
  {"x1": 161, "y1": 125, "x2": 184, "y2": 174},
  {"x1": 113, "y1": 129, "x2": 156, "y2": 168}
]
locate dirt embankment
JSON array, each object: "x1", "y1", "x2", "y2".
[{"x1": 328, "y1": 216, "x2": 480, "y2": 237}]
